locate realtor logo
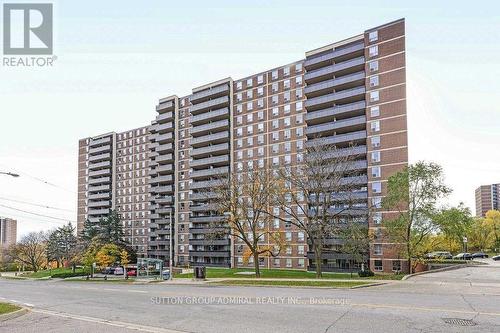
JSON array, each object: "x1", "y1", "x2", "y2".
[{"x1": 3, "y1": 3, "x2": 53, "y2": 55}]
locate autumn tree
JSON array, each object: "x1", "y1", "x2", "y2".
[
  {"x1": 209, "y1": 166, "x2": 285, "y2": 278},
  {"x1": 9, "y1": 231, "x2": 47, "y2": 272},
  {"x1": 383, "y1": 162, "x2": 451, "y2": 274},
  {"x1": 484, "y1": 210, "x2": 500, "y2": 251},
  {"x1": 95, "y1": 243, "x2": 121, "y2": 268},
  {"x1": 273, "y1": 141, "x2": 366, "y2": 278}
]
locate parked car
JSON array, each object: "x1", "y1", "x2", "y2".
[
  {"x1": 114, "y1": 267, "x2": 124, "y2": 275},
  {"x1": 492, "y1": 255, "x2": 500, "y2": 261},
  {"x1": 425, "y1": 251, "x2": 453, "y2": 259},
  {"x1": 453, "y1": 253, "x2": 472, "y2": 260},
  {"x1": 127, "y1": 269, "x2": 136, "y2": 277},
  {"x1": 471, "y1": 252, "x2": 489, "y2": 259},
  {"x1": 102, "y1": 267, "x2": 116, "y2": 275},
  {"x1": 162, "y1": 269, "x2": 170, "y2": 280}
]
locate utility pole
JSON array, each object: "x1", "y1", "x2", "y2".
[{"x1": 169, "y1": 210, "x2": 173, "y2": 280}]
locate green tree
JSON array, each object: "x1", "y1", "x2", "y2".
[
  {"x1": 95, "y1": 243, "x2": 121, "y2": 268},
  {"x1": 383, "y1": 162, "x2": 451, "y2": 274},
  {"x1": 46, "y1": 223, "x2": 77, "y2": 268},
  {"x1": 484, "y1": 210, "x2": 500, "y2": 251},
  {"x1": 468, "y1": 218, "x2": 491, "y2": 251},
  {"x1": 340, "y1": 221, "x2": 371, "y2": 277},
  {"x1": 432, "y1": 203, "x2": 473, "y2": 251}
]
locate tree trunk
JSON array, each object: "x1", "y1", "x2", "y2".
[
  {"x1": 253, "y1": 252, "x2": 261, "y2": 278},
  {"x1": 406, "y1": 227, "x2": 412, "y2": 275},
  {"x1": 314, "y1": 243, "x2": 322, "y2": 279}
]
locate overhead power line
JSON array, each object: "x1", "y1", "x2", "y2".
[
  {"x1": 0, "y1": 197, "x2": 75, "y2": 213},
  {"x1": 0, "y1": 203, "x2": 77, "y2": 223},
  {"x1": 0, "y1": 211, "x2": 66, "y2": 226}
]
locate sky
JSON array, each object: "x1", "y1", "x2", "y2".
[{"x1": 1, "y1": 0, "x2": 499, "y2": 239}]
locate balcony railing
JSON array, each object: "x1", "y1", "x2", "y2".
[
  {"x1": 305, "y1": 115, "x2": 366, "y2": 136},
  {"x1": 305, "y1": 101, "x2": 366, "y2": 124},
  {"x1": 191, "y1": 119, "x2": 229, "y2": 136},
  {"x1": 304, "y1": 42, "x2": 364, "y2": 68},
  {"x1": 191, "y1": 143, "x2": 229, "y2": 158},
  {"x1": 191, "y1": 107, "x2": 229, "y2": 125},
  {"x1": 190, "y1": 166, "x2": 229, "y2": 179},
  {"x1": 190, "y1": 96, "x2": 230, "y2": 115},
  {"x1": 191, "y1": 84, "x2": 229, "y2": 103},
  {"x1": 190, "y1": 131, "x2": 229, "y2": 147},
  {"x1": 190, "y1": 155, "x2": 229, "y2": 168}
]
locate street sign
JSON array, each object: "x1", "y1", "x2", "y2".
[{"x1": 463, "y1": 237, "x2": 468, "y2": 243}]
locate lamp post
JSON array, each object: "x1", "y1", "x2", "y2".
[
  {"x1": 0, "y1": 172, "x2": 20, "y2": 177},
  {"x1": 169, "y1": 210, "x2": 173, "y2": 281}
]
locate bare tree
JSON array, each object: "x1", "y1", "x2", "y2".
[
  {"x1": 208, "y1": 166, "x2": 286, "y2": 278},
  {"x1": 273, "y1": 140, "x2": 367, "y2": 278},
  {"x1": 9, "y1": 231, "x2": 47, "y2": 272}
]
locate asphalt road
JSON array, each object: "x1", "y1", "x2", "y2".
[{"x1": 1, "y1": 261, "x2": 499, "y2": 333}]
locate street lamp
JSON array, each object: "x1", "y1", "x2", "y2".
[{"x1": 0, "y1": 171, "x2": 20, "y2": 177}]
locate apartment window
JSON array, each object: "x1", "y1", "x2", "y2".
[
  {"x1": 372, "y1": 182, "x2": 382, "y2": 193},
  {"x1": 296, "y1": 114, "x2": 303, "y2": 124},
  {"x1": 284, "y1": 130, "x2": 291, "y2": 139},
  {"x1": 272, "y1": 132, "x2": 279, "y2": 141},
  {"x1": 296, "y1": 101, "x2": 303, "y2": 111},
  {"x1": 369, "y1": 45, "x2": 378, "y2": 57},
  {"x1": 247, "y1": 90, "x2": 253, "y2": 99},
  {"x1": 272, "y1": 96, "x2": 278, "y2": 105},
  {"x1": 237, "y1": 139, "x2": 243, "y2": 148},
  {"x1": 372, "y1": 197, "x2": 382, "y2": 208},
  {"x1": 373, "y1": 212, "x2": 382, "y2": 224},
  {"x1": 369, "y1": 60, "x2": 379, "y2": 72},
  {"x1": 237, "y1": 128, "x2": 243, "y2": 137},
  {"x1": 274, "y1": 258, "x2": 280, "y2": 267},
  {"x1": 237, "y1": 93, "x2": 242, "y2": 102},
  {"x1": 247, "y1": 78, "x2": 253, "y2": 87},
  {"x1": 257, "y1": 87, "x2": 264, "y2": 96},
  {"x1": 295, "y1": 88, "x2": 303, "y2": 99},
  {"x1": 295, "y1": 76, "x2": 302, "y2": 85},
  {"x1": 371, "y1": 151, "x2": 380, "y2": 162},
  {"x1": 257, "y1": 111, "x2": 264, "y2": 120},
  {"x1": 272, "y1": 82, "x2": 278, "y2": 93},
  {"x1": 285, "y1": 232, "x2": 292, "y2": 241},
  {"x1": 370, "y1": 75, "x2": 379, "y2": 87},
  {"x1": 258, "y1": 147, "x2": 264, "y2": 156},
  {"x1": 369, "y1": 30, "x2": 378, "y2": 42},
  {"x1": 284, "y1": 117, "x2": 291, "y2": 127},
  {"x1": 247, "y1": 101, "x2": 253, "y2": 111},
  {"x1": 298, "y1": 258, "x2": 305, "y2": 268},
  {"x1": 272, "y1": 107, "x2": 279, "y2": 117},
  {"x1": 370, "y1": 91, "x2": 380, "y2": 102},
  {"x1": 370, "y1": 106, "x2": 380, "y2": 117},
  {"x1": 298, "y1": 246, "x2": 305, "y2": 255},
  {"x1": 371, "y1": 120, "x2": 380, "y2": 132},
  {"x1": 257, "y1": 135, "x2": 264, "y2": 144},
  {"x1": 286, "y1": 259, "x2": 292, "y2": 268},
  {"x1": 257, "y1": 74, "x2": 264, "y2": 84},
  {"x1": 284, "y1": 155, "x2": 291, "y2": 164},
  {"x1": 371, "y1": 136, "x2": 380, "y2": 148},
  {"x1": 284, "y1": 66, "x2": 290, "y2": 76},
  {"x1": 284, "y1": 104, "x2": 291, "y2": 114},
  {"x1": 272, "y1": 119, "x2": 279, "y2": 129},
  {"x1": 258, "y1": 123, "x2": 264, "y2": 132},
  {"x1": 296, "y1": 127, "x2": 303, "y2": 137},
  {"x1": 237, "y1": 162, "x2": 243, "y2": 171},
  {"x1": 284, "y1": 79, "x2": 290, "y2": 89},
  {"x1": 237, "y1": 116, "x2": 242, "y2": 125},
  {"x1": 247, "y1": 150, "x2": 253, "y2": 158},
  {"x1": 272, "y1": 157, "x2": 279, "y2": 166},
  {"x1": 247, "y1": 113, "x2": 253, "y2": 123},
  {"x1": 247, "y1": 137, "x2": 253, "y2": 146},
  {"x1": 374, "y1": 244, "x2": 383, "y2": 255},
  {"x1": 296, "y1": 63, "x2": 302, "y2": 72},
  {"x1": 392, "y1": 260, "x2": 402, "y2": 272},
  {"x1": 258, "y1": 159, "x2": 264, "y2": 168},
  {"x1": 284, "y1": 91, "x2": 290, "y2": 102},
  {"x1": 272, "y1": 144, "x2": 279, "y2": 153},
  {"x1": 372, "y1": 166, "x2": 381, "y2": 178},
  {"x1": 296, "y1": 140, "x2": 303, "y2": 150},
  {"x1": 272, "y1": 70, "x2": 278, "y2": 80},
  {"x1": 237, "y1": 104, "x2": 243, "y2": 113},
  {"x1": 237, "y1": 151, "x2": 243, "y2": 160}
]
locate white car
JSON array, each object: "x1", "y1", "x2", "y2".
[{"x1": 114, "y1": 267, "x2": 124, "y2": 275}]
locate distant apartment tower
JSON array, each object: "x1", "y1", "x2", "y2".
[
  {"x1": 77, "y1": 126, "x2": 150, "y2": 256},
  {"x1": 475, "y1": 184, "x2": 500, "y2": 217},
  {"x1": 0, "y1": 217, "x2": 17, "y2": 247},
  {"x1": 148, "y1": 19, "x2": 408, "y2": 273}
]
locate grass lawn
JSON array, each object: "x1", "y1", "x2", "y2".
[
  {"x1": 210, "y1": 279, "x2": 370, "y2": 288},
  {"x1": 175, "y1": 268, "x2": 404, "y2": 280},
  {"x1": 0, "y1": 302, "x2": 21, "y2": 315},
  {"x1": 23, "y1": 267, "x2": 88, "y2": 278}
]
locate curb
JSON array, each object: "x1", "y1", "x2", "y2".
[
  {"x1": 402, "y1": 264, "x2": 465, "y2": 280},
  {"x1": 0, "y1": 307, "x2": 30, "y2": 322}
]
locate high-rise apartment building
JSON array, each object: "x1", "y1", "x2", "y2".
[
  {"x1": 78, "y1": 19, "x2": 408, "y2": 273},
  {"x1": 77, "y1": 126, "x2": 151, "y2": 257},
  {"x1": 0, "y1": 217, "x2": 17, "y2": 247},
  {"x1": 475, "y1": 183, "x2": 500, "y2": 217}
]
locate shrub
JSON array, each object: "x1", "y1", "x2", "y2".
[
  {"x1": 358, "y1": 270, "x2": 375, "y2": 277},
  {"x1": 51, "y1": 271, "x2": 88, "y2": 279}
]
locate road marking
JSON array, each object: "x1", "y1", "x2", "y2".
[
  {"x1": 32, "y1": 308, "x2": 190, "y2": 333},
  {"x1": 127, "y1": 289, "x2": 148, "y2": 293}
]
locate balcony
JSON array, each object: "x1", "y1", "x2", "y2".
[
  {"x1": 188, "y1": 250, "x2": 230, "y2": 258},
  {"x1": 190, "y1": 179, "x2": 220, "y2": 190},
  {"x1": 191, "y1": 143, "x2": 229, "y2": 158},
  {"x1": 190, "y1": 155, "x2": 229, "y2": 169},
  {"x1": 88, "y1": 176, "x2": 111, "y2": 185},
  {"x1": 191, "y1": 84, "x2": 229, "y2": 103},
  {"x1": 189, "y1": 215, "x2": 225, "y2": 223},
  {"x1": 88, "y1": 160, "x2": 111, "y2": 171},
  {"x1": 305, "y1": 101, "x2": 366, "y2": 125},
  {"x1": 154, "y1": 133, "x2": 173, "y2": 144},
  {"x1": 88, "y1": 168, "x2": 111, "y2": 178},
  {"x1": 190, "y1": 166, "x2": 228, "y2": 179},
  {"x1": 191, "y1": 131, "x2": 229, "y2": 147},
  {"x1": 89, "y1": 144, "x2": 111, "y2": 155},
  {"x1": 189, "y1": 239, "x2": 229, "y2": 246},
  {"x1": 151, "y1": 185, "x2": 174, "y2": 195},
  {"x1": 190, "y1": 204, "x2": 217, "y2": 212},
  {"x1": 305, "y1": 87, "x2": 366, "y2": 111},
  {"x1": 191, "y1": 107, "x2": 229, "y2": 125},
  {"x1": 87, "y1": 184, "x2": 110, "y2": 193},
  {"x1": 322, "y1": 145, "x2": 367, "y2": 160},
  {"x1": 306, "y1": 115, "x2": 366, "y2": 137},
  {"x1": 156, "y1": 100, "x2": 175, "y2": 112},
  {"x1": 88, "y1": 152, "x2": 111, "y2": 162},
  {"x1": 156, "y1": 122, "x2": 174, "y2": 134},
  {"x1": 306, "y1": 130, "x2": 367, "y2": 146},
  {"x1": 87, "y1": 208, "x2": 110, "y2": 216},
  {"x1": 156, "y1": 111, "x2": 173, "y2": 123},
  {"x1": 151, "y1": 196, "x2": 174, "y2": 204},
  {"x1": 88, "y1": 192, "x2": 110, "y2": 200},
  {"x1": 304, "y1": 71, "x2": 365, "y2": 97},
  {"x1": 156, "y1": 143, "x2": 173, "y2": 154},
  {"x1": 304, "y1": 56, "x2": 365, "y2": 83},
  {"x1": 155, "y1": 153, "x2": 173, "y2": 164},
  {"x1": 191, "y1": 119, "x2": 229, "y2": 136},
  {"x1": 149, "y1": 175, "x2": 173, "y2": 185},
  {"x1": 88, "y1": 200, "x2": 111, "y2": 208},
  {"x1": 304, "y1": 42, "x2": 365, "y2": 69},
  {"x1": 190, "y1": 191, "x2": 220, "y2": 201},
  {"x1": 89, "y1": 136, "x2": 111, "y2": 147},
  {"x1": 190, "y1": 96, "x2": 230, "y2": 115}
]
